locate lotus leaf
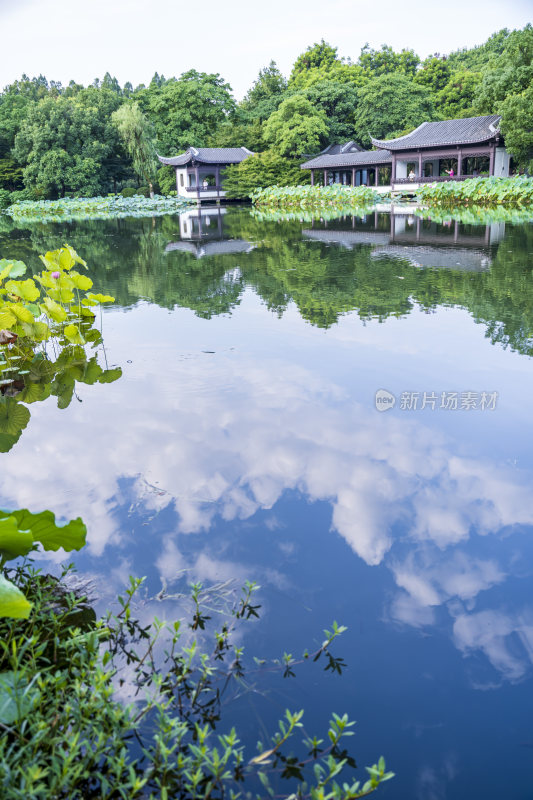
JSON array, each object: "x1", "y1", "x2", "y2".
[
  {"x1": 0, "y1": 575, "x2": 32, "y2": 619},
  {"x1": 4, "y1": 279, "x2": 40, "y2": 302},
  {"x1": 0, "y1": 509, "x2": 87, "y2": 553},
  {"x1": 86, "y1": 293, "x2": 115, "y2": 304},
  {"x1": 64, "y1": 324, "x2": 85, "y2": 345},
  {"x1": 0, "y1": 310, "x2": 17, "y2": 328},
  {"x1": 0, "y1": 516, "x2": 33, "y2": 560},
  {"x1": 9, "y1": 304, "x2": 34, "y2": 324},
  {"x1": 98, "y1": 367, "x2": 122, "y2": 384},
  {"x1": 0, "y1": 399, "x2": 30, "y2": 436},
  {"x1": 0, "y1": 260, "x2": 27, "y2": 280},
  {"x1": 42, "y1": 296, "x2": 67, "y2": 323},
  {"x1": 70, "y1": 272, "x2": 93, "y2": 291}
]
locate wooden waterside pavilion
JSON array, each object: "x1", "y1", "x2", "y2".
[
  {"x1": 301, "y1": 116, "x2": 511, "y2": 191},
  {"x1": 157, "y1": 147, "x2": 254, "y2": 202}
]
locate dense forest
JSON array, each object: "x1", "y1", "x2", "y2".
[{"x1": 0, "y1": 24, "x2": 531, "y2": 203}]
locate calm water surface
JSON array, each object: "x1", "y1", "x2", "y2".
[{"x1": 1, "y1": 207, "x2": 533, "y2": 799}]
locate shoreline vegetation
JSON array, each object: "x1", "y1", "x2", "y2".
[
  {"x1": 4, "y1": 194, "x2": 192, "y2": 224},
  {"x1": 417, "y1": 176, "x2": 533, "y2": 207},
  {"x1": 0, "y1": 26, "x2": 531, "y2": 207},
  {"x1": 251, "y1": 184, "x2": 382, "y2": 209}
]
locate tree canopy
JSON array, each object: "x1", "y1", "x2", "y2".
[
  {"x1": 354, "y1": 74, "x2": 437, "y2": 147},
  {"x1": 1, "y1": 23, "x2": 532, "y2": 201},
  {"x1": 263, "y1": 95, "x2": 329, "y2": 157}
]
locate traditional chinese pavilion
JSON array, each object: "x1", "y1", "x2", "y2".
[
  {"x1": 301, "y1": 115, "x2": 511, "y2": 190},
  {"x1": 157, "y1": 147, "x2": 253, "y2": 201}
]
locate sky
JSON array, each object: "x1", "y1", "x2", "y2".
[{"x1": 0, "y1": 0, "x2": 531, "y2": 98}]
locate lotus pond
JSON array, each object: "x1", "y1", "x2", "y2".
[{"x1": 1, "y1": 204, "x2": 533, "y2": 799}]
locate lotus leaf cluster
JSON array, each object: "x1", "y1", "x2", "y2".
[
  {"x1": 5, "y1": 194, "x2": 192, "y2": 224},
  {"x1": 251, "y1": 184, "x2": 382, "y2": 209},
  {"x1": 0, "y1": 245, "x2": 122, "y2": 451},
  {"x1": 417, "y1": 176, "x2": 533, "y2": 207}
]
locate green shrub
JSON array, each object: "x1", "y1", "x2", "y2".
[
  {"x1": 224, "y1": 151, "x2": 310, "y2": 199},
  {"x1": 157, "y1": 165, "x2": 177, "y2": 195},
  {"x1": 7, "y1": 188, "x2": 36, "y2": 203},
  {"x1": 0, "y1": 559, "x2": 393, "y2": 799},
  {"x1": 120, "y1": 187, "x2": 138, "y2": 198},
  {"x1": 0, "y1": 190, "x2": 10, "y2": 209}
]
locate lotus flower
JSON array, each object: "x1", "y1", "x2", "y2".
[{"x1": 51, "y1": 272, "x2": 60, "y2": 279}]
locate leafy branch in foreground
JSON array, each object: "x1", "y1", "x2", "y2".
[
  {"x1": 0, "y1": 245, "x2": 122, "y2": 452},
  {"x1": 0, "y1": 563, "x2": 394, "y2": 799}
]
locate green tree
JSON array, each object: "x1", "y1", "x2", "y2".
[
  {"x1": 414, "y1": 57, "x2": 451, "y2": 93},
  {"x1": 446, "y1": 28, "x2": 511, "y2": 72},
  {"x1": 140, "y1": 70, "x2": 236, "y2": 154},
  {"x1": 263, "y1": 95, "x2": 328, "y2": 157},
  {"x1": 358, "y1": 44, "x2": 420, "y2": 77},
  {"x1": 435, "y1": 70, "x2": 482, "y2": 118},
  {"x1": 354, "y1": 74, "x2": 437, "y2": 147},
  {"x1": 242, "y1": 61, "x2": 288, "y2": 116},
  {"x1": 290, "y1": 61, "x2": 368, "y2": 90},
  {"x1": 303, "y1": 81, "x2": 359, "y2": 143},
  {"x1": 13, "y1": 89, "x2": 123, "y2": 198},
  {"x1": 223, "y1": 151, "x2": 309, "y2": 198},
  {"x1": 290, "y1": 40, "x2": 339, "y2": 80},
  {"x1": 112, "y1": 102, "x2": 158, "y2": 196},
  {"x1": 476, "y1": 24, "x2": 533, "y2": 112},
  {"x1": 499, "y1": 84, "x2": 533, "y2": 170}
]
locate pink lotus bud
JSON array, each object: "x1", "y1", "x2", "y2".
[{"x1": 51, "y1": 271, "x2": 60, "y2": 279}]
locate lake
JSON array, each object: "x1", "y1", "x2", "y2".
[{"x1": 1, "y1": 205, "x2": 533, "y2": 799}]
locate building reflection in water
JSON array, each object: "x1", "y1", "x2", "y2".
[
  {"x1": 166, "y1": 207, "x2": 254, "y2": 259},
  {"x1": 304, "y1": 208, "x2": 505, "y2": 272}
]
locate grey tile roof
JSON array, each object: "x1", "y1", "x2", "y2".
[
  {"x1": 158, "y1": 147, "x2": 253, "y2": 167},
  {"x1": 371, "y1": 246, "x2": 491, "y2": 271},
  {"x1": 371, "y1": 115, "x2": 501, "y2": 151},
  {"x1": 303, "y1": 230, "x2": 390, "y2": 247},
  {"x1": 301, "y1": 149, "x2": 392, "y2": 169},
  {"x1": 318, "y1": 140, "x2": 364, "y2": 155}
]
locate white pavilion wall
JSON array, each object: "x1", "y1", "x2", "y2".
[{"x1": 494, "y1": 148, "x2": 510, "y2": 177}]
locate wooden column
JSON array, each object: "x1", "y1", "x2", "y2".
[
  {"x1": 392, "y1": 154, "x2": 396, "y2": 183},
  {"x1": 352, "y1": 168, "x2": 356, "y2": 186},
  {"x1": 375, "y1": 167, "x2": 379, "y2": 187},
  {"x1": 457, "y1": 150, "x2": 462, "y2": 177},
  {"x1": 418, "y1": 151, "x2": 422, "y2": 178},
  {"x1": 310, "y1": 170, "x2": 314, "y2": 186},
  {"x1": 195, "y1": 165, "x2": 199, "y2": 198},
  {"x1": 489, "y1": 146, "x2": 495, "y2": 176},
  {"x1": 323, "y1": 169, "x2": 327, "y2": 186}
]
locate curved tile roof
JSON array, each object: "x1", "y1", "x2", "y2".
[
  {"x1": 301, "y1": 149, "x2": 392, "y2": 169},
  {"x1": 371, "y1": 115, "x2": 501, "y2": 151},
  {"x1": 158, "y1": 147, "x2": 254, "y2": 166}
]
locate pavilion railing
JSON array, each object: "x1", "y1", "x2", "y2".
[
  {"x1": 393, "y1": 175, "x2": 487, "y2": 184},
  {"x1": 185, "y1": 186, "x2": 224, "y2": 192}
]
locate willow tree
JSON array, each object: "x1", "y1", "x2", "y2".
[{"x1": 112, "y1": 102, "x2": 157, "y2": 196}]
